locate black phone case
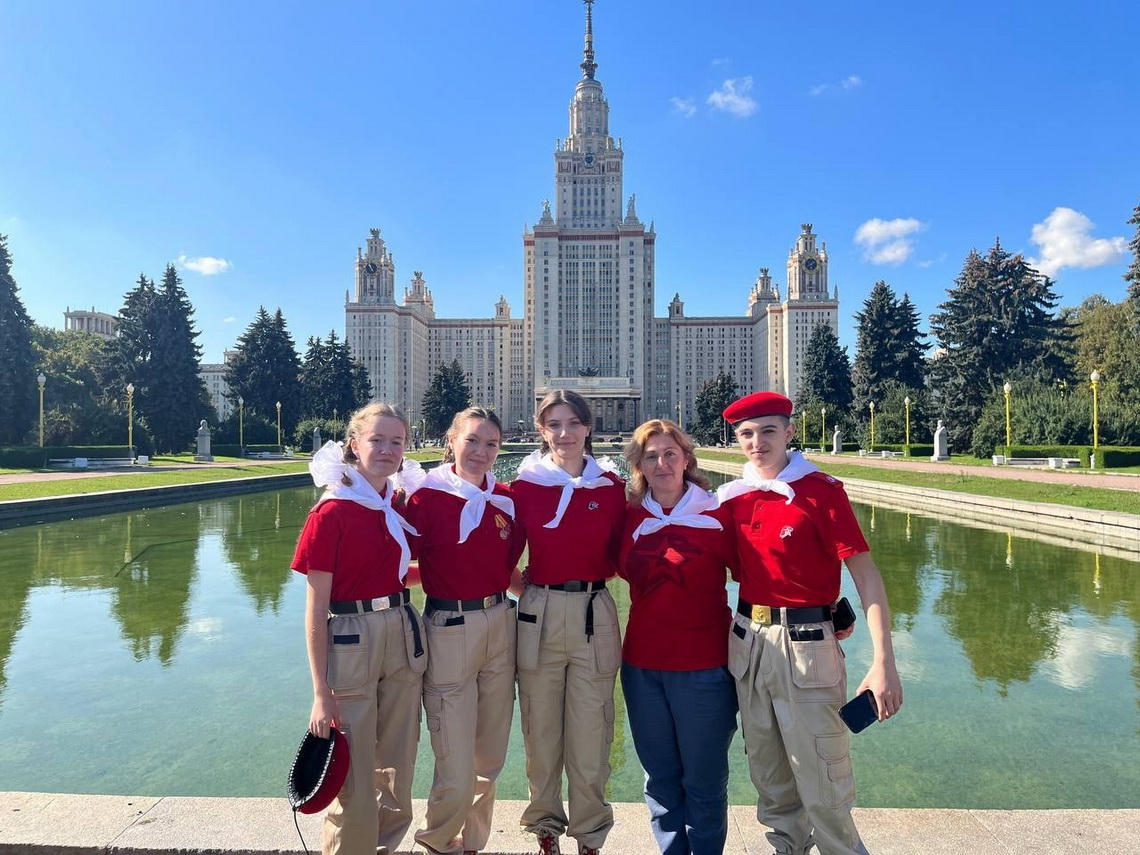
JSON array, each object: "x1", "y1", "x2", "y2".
[
  {"x1": 839, "y1": 689, "x2": 878, "y2": 733},
  {"x1": 832, "y1": 597, "x2": 856, "y2": 633}
]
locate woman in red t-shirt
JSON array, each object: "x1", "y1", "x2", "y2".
[
  {"x1": 619, "y1": 418, "x2": 737, "y2": 855},
  {"x1": 404, "y1": 407, "x2": 524, "y2": 855},
  {"x1": 510, "y1": 390, "x2": 626, "y2": 855},
  {"x1": 291, "y1": 402, "x2": 425, "y2": 855}
]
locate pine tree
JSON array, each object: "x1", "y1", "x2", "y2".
[
  {"x1": 797, "y1": 323, "x2": 853, "y2": 415},
  {"x1": 929, "y1": 240, "x2": 1067, "y2": 451},
  {"x1": 421, "y1": 359, "x2": 472, "y2": 438},
  {"x1": 852, "y1": 281, "x2": 928, "y2": 416},
  {"x1": 1124, "y1": 202, "x2": 1140, "y2": 322},
  {"x1": 691, "y1": 372, "x2": 738, "y2": 445},
  {"x1": 895, "y1": 294, "x2": 928, "y2": 390},
  {"x1": 143, "y1": 265, "x2": 209, "y2": 451},
  {"x1": 224, "y1": 307, "x2": 303, "y2": 435},
  {"x1": 300, "y1": 330, "x2": 368, "y2": 419},
  {"x1": 0, "y1": 235, "x2": 39, "y2": 444}
]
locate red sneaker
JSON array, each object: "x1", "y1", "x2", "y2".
[{"x1": 537, "y1": 833, "x2": 562, "y2": 855}]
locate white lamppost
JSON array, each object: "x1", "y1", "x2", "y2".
[
  {"x1": 276, "y1": 400, "x2": 282, "y2": 449},
  {"x1": 237, "y1": 396, "x2": 244, "y2": 452},
  {"x1": 37, "y1": 373, "x2": 46, "y2": 447},
  {"x1": 1003, "y1": 381, "x2": 1012, "y2": 458}
]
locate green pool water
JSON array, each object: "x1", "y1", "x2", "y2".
[{"x1": 0, "y1": 479, "x2": 1137, "y2": 808}]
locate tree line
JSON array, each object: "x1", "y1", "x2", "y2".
[{"x1": 3, "y1": 201, "x2": 1139, "y2": 455}]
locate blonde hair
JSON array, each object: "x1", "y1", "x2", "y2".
[
  {"x1": 340, "y1": 402, "x2": 409, "y2": 486},
  {"x1": 534, "y1": 389, "x2": 595, "y2": 457},
  {"x1": 442, "y1": 406, "x2": 502, "y2": 464},
  {"x1": 623, "y1": 418, "x2": 709, "y2": 505}
]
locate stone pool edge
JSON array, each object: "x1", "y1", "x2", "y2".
[{"x1": 2, "y1": 792, "x2": 1138, "y2": 855}]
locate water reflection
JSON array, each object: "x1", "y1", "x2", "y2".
[{"x1": 0, "y1": 483, "x2": 1137, "y2": 807}]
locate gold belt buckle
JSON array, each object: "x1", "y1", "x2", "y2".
[
  {"x1": 483, "y1": 594, "x2": 497, "y2": 608},
  {"x1": 750, "y1": 604, "x2": 772, "y2": 625}
]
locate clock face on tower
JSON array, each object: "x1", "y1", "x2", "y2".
[
  {"x1": 365, "y1": 262, "x2": 377, "y2": 275},
  {"x1": 802, "y1": 257, "x2": 818, "y2": 271}
]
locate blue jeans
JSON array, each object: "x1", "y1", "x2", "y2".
[{"x1": 621, "y1": 664, "x2": 739, "y2": 855}]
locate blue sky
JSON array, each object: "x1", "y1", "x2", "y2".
[{"x1": 3, "y1": 0, "x2": 1138, "y2": 362}]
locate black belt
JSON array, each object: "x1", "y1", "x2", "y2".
[
  {"x1": 427, "y1": 591, "x2": 508, "y2": 612},
  {"x1": 329, "y1": 589, "x2": 411, "y2": 615},
  {"x1": 737, "y1": 599, "x2": 832, "y2": 626},
  {"x1": 543, "y1": 580, "x2": 607, "y2": 593}
]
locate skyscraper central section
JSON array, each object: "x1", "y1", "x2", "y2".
[{"x1": 524, "y1": 0, "x2": 655, "y2": 432}]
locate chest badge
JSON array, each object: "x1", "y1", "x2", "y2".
[
  {"x1": 588, "y1": 501, "x2": 599, "y2": 511},
  {"x1": 779, "y1": 525, "x2": 794, "y2": 539},
  {"x1": 495, "y1": 514, "x2": 511, "y2": 540}
]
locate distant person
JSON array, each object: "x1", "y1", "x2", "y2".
[
  {"x1": 292, "y1": 402, "x2": 425, "y2": 855},
  {"x1": 717, "y1": 391, "x2": 902, "y2": 855},
  {"x1": 510, "y1": 390, "x2": 626, "y2": 855},
  {"x1": 405, "y1": 407, "x2": 524, "y2": 855},
  {"x1": 619, "y1": 419, "x2": 737, "y2": 855}
]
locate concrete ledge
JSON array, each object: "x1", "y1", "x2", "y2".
[
  {"x1": 697, "y1": 457, "x2": 1140, "y2": 557},
  {"x1": 0, "y1": 473, "x2": 312, "y2": 529},
  {"x1": 3, "y1": 793, "x2": 1138, "y2": 855}
]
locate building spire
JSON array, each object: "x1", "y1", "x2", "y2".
[{"x1": 580, "y1": 0, "x2": 597, "y2": 79}]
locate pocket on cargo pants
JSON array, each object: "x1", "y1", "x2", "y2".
[{"x1": 516, "y1": 587, "x2": 548, "y2": 673}]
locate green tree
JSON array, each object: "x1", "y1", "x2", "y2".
[
  {"x1": 1065, "y1": 295, "x2": 1140, "y2": 397},
  {"x1": 224, "y1": 307, "x2": 303, "y2": 437},
  {"x1": 421, "y1": 359, "x2": 471, "y2": 438},
  {"x1": 929, "y1": 240, "x2": 1068, "y2": 451},
  {"x1": 852, "y1": 281, "x2": 927, "y2": 417},
  {"x1": 32, "y1": 326, "x2": 125, "y2": 446},
  {"x1": 0, "y1": 235, "x2": 39, "y2": 443},
  {"x1": 1124, "y1": 202, "x2": 1140, "y2": 321},
  {"x1": 797, "y1": 322, "x2": 853, "y2": 415},
  {"x1": 690, "y1": 372, "x2": 738, "y2": 445},
  {"x1": 300, "y1": 330, "x2": 369, "y2": 420},
  {"x1": 141, "y1": 265, "x2": 211, "y2": 452}
]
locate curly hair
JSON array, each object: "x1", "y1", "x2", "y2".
[{"x1": 624, "y1": 418, "x2": 709, "y2": 505}]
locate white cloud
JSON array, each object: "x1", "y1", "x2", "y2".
[
  {"x1": 1028, "y1": 207, "x2": 1127, "y2": 277},
  {"x1": 178, "y1": 254, "x2": 233, "y2": 275},
  {"x1": 1043, "y1": 622, "x2": 1131, "y2": 691},
  {"x1": 670, "y1": 96, "x2": 697, "y2": 118},
  {"x1": 707, "y1": 77, "x2": 757, "y2": 118},
  {"x1": 854, "y1": 217, "x2": 926, "y2": 265},
  {"x1": 811, "y1": 74, "x2": 862, "y2": 96},
  {"x1": 711, "y1": 57, "x2": 731, "y2": 67},
  {"x1": 223, "y1": 316, "x2": 236, "y2": 323}
]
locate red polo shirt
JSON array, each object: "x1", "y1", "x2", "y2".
[
  {"x1": 722, "y1": 471, "x2": 868, "y2": 607},
  {"x1": 291, "y1": 498, "x2": 405, "y2": 601},
  {"x1": 509, "y1": 473, "x2": 626, "y2": 585},
  {"x1": 405, "y1": 482, "x2": 524, "y2": 600},
  {"x1": 619, "y1": 503, "x2": 735, "y2": 670}
]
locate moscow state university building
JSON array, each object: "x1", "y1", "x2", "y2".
[{"x1": 344, "y1": 2, "x2": 838, "y2": 433}]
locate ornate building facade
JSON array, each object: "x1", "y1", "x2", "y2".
[{"x1": 345, "y1": 1, "x2": 838, "y2": 433}]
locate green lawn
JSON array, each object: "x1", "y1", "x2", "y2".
[{"x1": 696, "y1": 450, "x2": 1140, "y2": 516}]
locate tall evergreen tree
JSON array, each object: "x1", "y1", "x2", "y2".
[
  {"x1": 797, "y1": 323, "x2": 853, "y2": 415},
  {"x1": 300, "y1": 330, "x2": 368, "y2": 419},
  {"x1": 0, "y1": 235, "x2": 38, "y2": 444},
  {"x1": 691, "y1": 372, "x2": 738, "y2": 445},
  {"x1": 851, "y1": 281, "x2": 928, "y2": 415},
  {"x1": 421, "y1": 359, "x2": 471, "y2": 438},
  {"x1": 142, "y1": 265, "x2": 209, "y2": 452},
  {"x1": 224, "y1": 307, "x2": 303, "y2": 435},
  {"x1": 929, "y1": 240, "x2": 1067, "y2": 451},
  {"x1": 1125, "y1": 202, "x2": 1140, "y2": 321}
]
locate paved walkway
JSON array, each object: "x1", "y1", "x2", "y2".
[
  {"x1": 3, "y1": 792, "x2": 1138, "y2": 854},
  {"x1": 0, "y1": 456, "x2": 296, "y2": 487}
]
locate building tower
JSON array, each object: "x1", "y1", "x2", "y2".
[
  {"x1": 781, "y1": 223, "x2": 839, "y2": 400},
  {"x1": 522, "y1": 0, "x2": 656, "y2": 432}
]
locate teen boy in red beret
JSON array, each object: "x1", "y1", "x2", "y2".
[{"x1": 716, "y1": 391, "x2": 902, "y2": 855}]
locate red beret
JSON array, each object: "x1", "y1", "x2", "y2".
[
  {"x1": 287, "y1": 725, "x2": 350, "y2": 814},
  {"x1": 722, "y1": 391, "x2": 794, "y2": 423}
]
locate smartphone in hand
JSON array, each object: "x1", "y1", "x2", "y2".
[
  {"x1": 839, "y1": 689, "x2": 878, "y2": 733},
  {"x1": 832, "y1": 597, "x2": 856, "y2": 633}
]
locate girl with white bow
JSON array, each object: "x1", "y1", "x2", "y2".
[
  {"x1": 404, "y1": 406, "x2": 524, "y2": 855},
  {"x1": 618, "y1": 419, "x2": 738, "y2": 855},
  {"x1": 291, "y1": 402, "x2": 426, "y2": 855},
  {"x1": 510, "y1": 390, "x2": 626, "y2": 855}
]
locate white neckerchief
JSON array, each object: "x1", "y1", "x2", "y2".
[
  {"x1": 715, "y1": 449, "x2": 818, "y2": 506},
  {"x1": 416, "y1": 463, "x2": 515, "y2": 544},
  {"x1": 631, "y1": 481, "x2": 723, "y2": 541},
  {"x1": 309, "y1": 440, "x2": 419, "y2": 581},
  {"x1": 514, "y1": 450, "x2": 619, "y2": 529}
]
